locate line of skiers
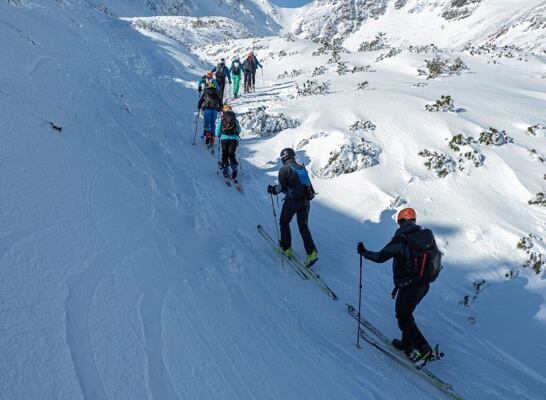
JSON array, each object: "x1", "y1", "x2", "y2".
[{"x1": 196, "y1": 53, "x2": 441, "y2": 366}]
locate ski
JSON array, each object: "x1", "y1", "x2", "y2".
[
  {"x1": 257, "y1": 224, "x2": 338, "y2": 300},
  {"x1": 347, "y1": 305, "x2": 463, "y2": 400},
  {"x1": 257, "y1": 224, "x2": 308, "y2": 280}
]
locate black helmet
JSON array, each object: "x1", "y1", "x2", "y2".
[{"x1": 280, "y1": 148, "x2": 295, "y2": 163}]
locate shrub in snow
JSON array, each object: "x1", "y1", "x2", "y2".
[
  {"x1": 283, "y1": 32, "x2": 297, "y2": 42},
  {"x1": 351, "y1": 65, "x2": 373, "y2": 73},
  {"x1": 418, "y1": 149, "x2": 457, "y2": 178},
  {"x1": 463, "y1": 44, "x2": 528, "y2": 60},
  {"x1": 317, "y1": 139, "x2": 380, "y2": 178},
  {"x1": 277, "y1": 69, "x2": 303, "y2": 79},
  {"x1": 296, "y1": 131, "x2": 328, "y2": 149},
  {"x1": 418, "y1": 56, "x2": 469, "y2": 79},
  {"x1": 478, "y1": 127, "x2": 513, "y2": 146},
  {"x1": 239, "y1": 106, "x2": 299, "y2": 137},
  {"x1": 529, "y1": 149, "x2": 545, "y2": 163},
  {"x1": 296, "y1": 80, "x2": 331, "y2": 96},
  {"x1": 278, "y1": 50, "x2": 287, "y2": 58},
  {"x1": 336, "y1": 62, "x2": 349, "y2": 75},
  {"x1": 375, "y1": 48, "x2": 402, "y2": 62},
  {"x1": 357, "y1": 81, "x2": 369, "y2": 90},
  {"x1": 425, "y1": 95, "x2": 455, "y2": 112},
  {"x1": 407, "y1": 44, "x2": 441, "y2": 54},
  {"x1": 312, "y1": 66, "x2": 326, "y2": 77},
  {"x1": 528, "y1": 192, "x2": 546, "y2": 207},
  {"x1": 411, "y1": 82, "x2": 428, "y2": 87},
  {"x1": 349, "y1": 120, "x2": 376, "y2": 133},
  {"x1": 448, "y1": 134, "x2": 484, "y2": 169},
  {"x1": 459, "y1": 279, "x2": 488, "y2": 307},
  {"x1": 517, "y1": 234, "x2": 545, "y2": 275},
  {"x1": 527, "y1": 124, "x2": 545, "y2": 136},
  {"x1": 358, "y1": 32, "x2": 389, "y2": 52}
]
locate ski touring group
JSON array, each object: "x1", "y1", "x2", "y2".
[{"x1": 194, "y1": 51, "x2": 460, "y2": 399}]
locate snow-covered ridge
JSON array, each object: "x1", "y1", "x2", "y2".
[{"x1": 291, "y1": 0, "x2": 546, "y2": 53}]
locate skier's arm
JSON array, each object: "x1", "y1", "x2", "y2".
[
  {"x1": 364, "y1": 240, "x2": 403, "y2": 263},
  {"x1": 255, "y1": 57, "x2": 262, "y2": 68},
  {"x1": 235, "y1": 120, "x2": 242, "y2": 136},
  {"x1": 225, "y1": 66, "x2": 232, "y2": 83},
  {"x1": 197, "y1": 93, "x2": 204, "y2": 109}
]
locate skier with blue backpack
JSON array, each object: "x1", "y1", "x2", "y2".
[
  {"x1": 357, "y1": 207, "x2": 443, "y2": 366},
  {"x1": 197, "y1": 72, "x2": 221, "y2": 152},
  {"x1": 216, "y1": 104, "x2": 241, "y2": 182},
  {"x1": 267, "y1": 148, "x2": 318, "y2": 268}
]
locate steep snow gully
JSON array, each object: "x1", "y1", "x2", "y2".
[{"x1": 1, "y1": 3, "x2": 546, "y2": 400}]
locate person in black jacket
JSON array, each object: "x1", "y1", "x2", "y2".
[
  {"x1": 357, "y1": 208, "x2": 433, "y2": 362},
  {"x1": 267, "y1": 148, "x2": 318, "y2": 268},
  {"x1": 243, "y1": 53, "x2": 255, "y2": 94}
]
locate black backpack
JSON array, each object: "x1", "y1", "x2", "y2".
[
  {"x1": 221, "y1": 111, "x2": 237, "y2": 134},
  {"x1": 402, "y1": 229, "x2": 442, "y2": 284},
  {"x1": 202, "y1": 86, "x2": 219, "y2": 109},
  {"x1": 215, "y1": 66, "x2": 225, "y2": 80}
]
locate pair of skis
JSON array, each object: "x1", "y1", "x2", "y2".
[
  {"x1": 257, "y1": 224, "x2": 337, "y2": 300},
  {"x1": 347, "y1": 304, "x2": 463, "y2": 400}
]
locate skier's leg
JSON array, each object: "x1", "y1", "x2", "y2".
[
  {"x1": 233, "y1": 76, "x2": 240, "y2": 96},
  {"x1": 221, "y1": 139, "x2": 229, "y2": 175},
  {"x1": 229, "y1": 140, "x2": 238, "y2": 179},
  {"x1": 395, "y1": 284, "x2": 431, "y2": 352},
  {"x1": 279, "y1": 200, "x2": 296, "y2": 251},
  {"x1": 296, "y1": 202, "x2": 317, "y2": 255}
]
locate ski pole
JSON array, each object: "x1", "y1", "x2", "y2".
[
  {"x1": 356, "y1": 253, "x2": 364, "y2": 349},
  {"x1": 216, "y1": 138, "x2": 221, "y2": 174},
  {"x1": 192, "y1": 111, "x2": 200, "y2": 145},
  {"x1": 270, "y1": 193, "x2": 280, "y2": 246}
]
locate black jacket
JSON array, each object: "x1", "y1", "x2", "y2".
[
  {"x1": 273, "y1": 159, "x2": 314, "y2": 202},
  {"x1": 364, "y1": 220, "x2": 422, "y2": 287},
  {"x1": 243, "y1": 57, "x2": 255, "y2": 73}
]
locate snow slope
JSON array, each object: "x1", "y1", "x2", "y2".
[{"x1": 2, "y1": 1, "x2": 546, "y2": 400}]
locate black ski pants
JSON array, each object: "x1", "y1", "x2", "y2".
[
  {"x1": 395, "y1": 283, "x2": 431, "y2": 352},
  {"x1": 221, "y1": 139, "x2": 238, "y2": 178},
  {"x1": 217, "y1": 78, "x2": 226, "y2": 103},
  {"x1": 279, "y1": 199, "x2": 316, "y2": 255},
  {"x1": 251, "y1": 71, "x2": 257, "y2": 89},
  {"x1": 244, "y1": 71, "x2": 253, "y2": 92}
]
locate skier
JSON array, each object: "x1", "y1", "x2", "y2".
[
  {"x1": 357, "y1": 208, "x2": 436, "y2": 364},
  {"x1": 243, "y1": 53, "x2": 255, "y2": 94},
  {"x1": 212, "y1": 58, "x2": 231, "y2": 103},
  {"x1": 216, "y1": 104, "x2": 241, "y2": 181},
  {"x1": 230, "y1": 58, "x2": 243, "y2": 98},
  {"x1": 267, "y1": 148, "x2": 318, "y2": 268},
  {"x1": 197, "y1": 72, "x2": 221, "y2": 152},
  {"x1": 249, "y1": 51, "x2": 262, "y2": 92},
  {"x1": 196, "y1": 72, "x2": 209, "y2": 95}
]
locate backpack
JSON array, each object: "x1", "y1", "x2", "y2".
[
  {"x1": 202, "y1": 85, "x2": 219, "y2": 109},
  {"x1": 402, "y1": 229, "x2": 443, "y2": 284},
  {"x1": 221, "y1": 111, "x2": 237, "y2": 134},
  {"x1": 215, "y1": 66, "x2": 225, "y2": 80},
  {"x1": 288, "y1": 164, "x2": 315, "y2": 201}
]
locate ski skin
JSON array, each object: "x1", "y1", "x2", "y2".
[
  {"x1": 347, "y1": 305, "x2": 464, "y2": 400},
  {"x1": 257, "y1": 225, "x2": 338, "y2": 300}
]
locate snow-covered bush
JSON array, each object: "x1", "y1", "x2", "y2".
[
  {"x1": 317, "y1": 139, "x2": 380, "y2": 178},
  {"x1": 448, "y1": 134, "x2": 484, "y2": 169},
  {"x1": 375, "y1": 48, "x2": 402, "y2": 62},
  {"x1": 529, "y1": 149, "x2": 545, "y2": 163},
  {"x1": 478, "y1": 127, "x2": 513, "y2": 146},
  {"x1": 407, "y1": 44, "x2": 441, "y2": 54},
  {"x1": 239, "y1": 106, "x2": 299, "y2": 137},
  {"x1": 296, "y1": 131, "x2": 328, "y2": 149},
  {"x1": 282, "y1": 32, "x2": 297, "y2": 42},
  {"x1": 418, "y1": 56, "x2": 469, "y2": 79},
  {"x1": 349, "y1": 120, "x2": 376, "y2": 132},
  {"x1": 278, "y1": 50, "x2": 287, "y2": 58},
  {"x1": 296, "y1": 80, "x2": 331, "y2": 96},
  {"x1": 351, "y1": 65, "x2": 372, "y2": 73},
  {"x1": 358, "y1": 32, "x2": 389, "y2": 52},
  {"x1": 312, "y1": 66, "x2": 326, "y2": 77},
  {"x1": 336, "y1": 62, "x2": 349, "y2": 75},
  {"x1": 527, "y1": 124, "x2": 545, "y2": 136},
  {"x1": 418, "y1": 149, "x2": 457, "y2": 177},
  {"x1": 277, "y1": 69, "x2": 303, "y2": 79},
  {"x1": 463, "y1": 44, "x2": 527, "y2": 60},
  {"x1": 517, "y1": 234, "x2": 545, "y2": 275},
  {"x1": 459, "y1": 279, "x2": 488, "y2": 307},
  {"x1": 425, "y1": 95, "x2": 455, "y2": 112},
  {"x1": 528, "y1": 192, "x2": 546, "y2": 207},
  {"x1": 357, "y1": 81, "x2": 369, "y2": 90}
]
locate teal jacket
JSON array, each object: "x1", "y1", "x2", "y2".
[{"x1": 215, "y1": 117, "x2": 242, "y2": 140}]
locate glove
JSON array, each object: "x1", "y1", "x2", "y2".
[
  {"x1": 267, "y1": 185, "x2": 276, "y2": 195},
  {"x1": 357, "y1": 242, "x2": 366, "y2": 255}
]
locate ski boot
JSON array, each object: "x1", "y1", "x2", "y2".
[
  {"x1": 303, "y1": 250, "x2": 318, "y2": 268},
  {"x1": 278, "y1": 247, "x2": 293, "y2": 259},
  {"x1": 410, "y1": 344, "x2": 437, "y2": 369}
]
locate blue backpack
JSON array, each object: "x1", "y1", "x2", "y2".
[{"x1": 288, "y1": 164, "x2": 315, "y2": 201}]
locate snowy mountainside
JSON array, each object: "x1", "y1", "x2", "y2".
[
  {"x1": 289, "y1": 0, "x2": 546, "y2": 53},
  {"x1": 124, "y1": 16, "x2": 254, "y2": 48}
]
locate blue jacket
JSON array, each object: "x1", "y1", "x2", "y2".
[
  {"x1": 215, "y1": 115, "x2": 241, "y2": 140},
  {"x1": 253, "y1": 55, "x2": 262, "y2": 69}
]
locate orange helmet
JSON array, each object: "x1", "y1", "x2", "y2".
[
  {"x1": 223, "y1": 104, "x2": 232, "y2": 112},
  {"x1": 397, "y1": 207, "x2": 416, "y2": 223},
  {"x1": 206, "y1": 71, "x2": 213, "y2": 78}
]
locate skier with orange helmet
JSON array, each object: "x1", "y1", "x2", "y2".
[{"x1": 357, "y1": 207, "x2": 442, "y2": 366}]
